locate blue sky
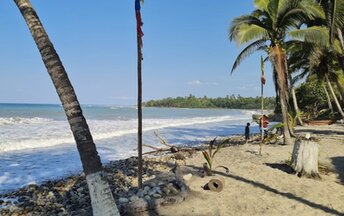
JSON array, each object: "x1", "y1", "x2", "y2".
[{"x1": 0, "y1": 0, "x2": 275, "y2": 105}]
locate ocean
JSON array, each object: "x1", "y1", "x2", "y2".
[{"x1": 0, "y1": 103, "x2": 260, "y2": 194}]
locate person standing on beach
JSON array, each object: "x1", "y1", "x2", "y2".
[{"x1": 245, "y1": 122, "x2": 250, "y2": 143}]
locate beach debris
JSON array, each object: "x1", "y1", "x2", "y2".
[
  {"x1": 207, "y1": 177, "x2": 225, "y2": 192},
  {"x1": 142, "y1": 130, "x2": 196, "y2": 159},
  {"x1": 202, "y1": 137, "x2": 230, "y2": 176},
  {"x1": 290, "y1": 134, "x2": 320, "y2": 179}
]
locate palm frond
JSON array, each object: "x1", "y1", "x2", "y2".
[
  {"x1": 202, "y1": 151, "x2": 212, "y2": 169},
  {"x1": 299, "y1": 0, "x2": 325, "y2": 20},
  {"x1": 267, "y1": 0, "x2": 279, "y2": 26},
  {"x1": 212, "y1": 140, "x2": 226, "y2": 159},
  {"x1": 231, "y1": 39, "x2": 267, "y2": 73},
  {"x1": 229, "y1": 15, "x2": 268, "y2": 42},
  {"x1": 254, "y1": 0, "x2": 269, "y2": 11},
  {"x1": 289, "y1": 26, "x2": 329, "y2": 47}
]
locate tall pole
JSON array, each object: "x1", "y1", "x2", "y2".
[
  {"x1": 135, "y1": 0, "x2": 144, "y2": 188},
  {"x1": 260, "y1": 56, "x2": 265, "y2": 156}
]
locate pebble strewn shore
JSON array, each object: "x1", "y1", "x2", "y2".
[
  {"x1": 0, "y1": 155, "x2": 189, "y2": 216},
  {"x1": 0, "y1": 135, "x2": 252, "y2": 216}
]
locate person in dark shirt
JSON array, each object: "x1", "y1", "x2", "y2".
[{"x1": 245, "y1": 122, "x2": 250, "y2": 143}]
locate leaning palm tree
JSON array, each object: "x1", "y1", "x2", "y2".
[
  {"x1": 229, "y1": 0, "x2": 324, "y2": 145},
  {"x1": 14, "y1": 0, "x2": 119, "y2": 215}
]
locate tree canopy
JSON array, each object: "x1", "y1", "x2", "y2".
[{"x1": 144, "y1": 94, "x2": 275, "y2": 109}]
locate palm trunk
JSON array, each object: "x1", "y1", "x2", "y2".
[
  {"x1": 335, "y1": 80, "x2": 344, "y2": 106},
  {"x1": 260, "y1": 57, "x2": 264, "y2": 156},
  {"x1": 325, "y1": 74, "x2": 344, "y2": 118},
  {"x1": 269, "y1": 45, "x2": 292, "y2": 145},
  {"x1": 14, "y1": 0, "x2": 119, "y2": 215},
  {"x1": 337, "y1": 28, "x2": 344, "y2": 75},
  {"x1": 291, "y1": 87, "x2": 303, "y2": 126},
  {"x1": 338, "y1": 28, "x2": 344, "y2": 52},
  {"x1": 289, "y1": 74, "x2": 303, "y2": 126},
  {"x1": 323, "y1": 84, "x2": 334, "y2": 113}
]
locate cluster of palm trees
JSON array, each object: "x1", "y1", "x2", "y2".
[{"x1": 229, "y1": 0, "x2": 344, "y2": 145}]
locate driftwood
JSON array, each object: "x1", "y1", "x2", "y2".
[
  {"x1": 142, "y1": 131, "x2": 196, "y2": 159},
  {"x1": 291, "y1": 134, "x2": 320, "y2": 179}
]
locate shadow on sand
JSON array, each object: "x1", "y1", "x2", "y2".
[
  {"x1": 265, "y1": 163, "x2": 295, "y2": 174},
  {"x1": 331, "y1": 157, "x2": 344, "y2": 185},
  {"x1": 187, "y1": 165, "x2": 344, "y2": 215}
]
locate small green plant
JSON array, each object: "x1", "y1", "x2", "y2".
[
  {"x1": 288, "y1": 111, "x2": 301, "y2": 128},
  {"x1": 202, "y1": 137, "x2": 229, "y2": 176}
]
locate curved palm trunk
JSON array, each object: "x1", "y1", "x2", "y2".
[
  {"x1": 323, "y1": 84, "x2": 334, "y2": 113},
  {"x1": 337, "y1": 28, "x2": 344, "y2": 52},
  {"x1": 337, "y1": 29, "x2": 344, "y2": 75},
  {"x1": 335, "y1": 79, "x2": 344, "y2": 106},
  {"x1": 288, "y1": 74, "x2": 303, "y2": 126},
  {"x1": 291, "y1": 87, "x2": 303, "y2": 126},
  {"x1": 14, "y1": 0, "x2": 119, "y2": 215},
  {"x1": 325, "y1": 74, "x2": 344, "y2": 118},
  {"x1": 269, "y1": 45, "x2": 292, "y2": 145}
]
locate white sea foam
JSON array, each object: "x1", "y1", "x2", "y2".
[
  {"x1": 0, "y1": 114, "x2": 249, "y2": 153},
  {"x1": 0, "y1": 117, "x2": 53, "y2": 126}
]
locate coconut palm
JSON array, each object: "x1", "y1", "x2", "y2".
[
  {"x1": 293, "y1": 43, "x2": 344, "y2": 118},
  {"x1": 229, "y1": 0, "x2": 324, "y2": 145},
  {"x1": 316, "y1": 0, "x2": 344, "y2": 71},
  {"x1": 14, "y1": 0, "x2": 120, "y2": 215}
]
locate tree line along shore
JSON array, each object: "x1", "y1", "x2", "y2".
[{"x1": 144, "y1": 94, "x2": 276, "y2": 109}]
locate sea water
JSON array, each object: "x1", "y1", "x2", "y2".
[{"x1": 0, "y1": 103, "x2": 260, "y2": 193}]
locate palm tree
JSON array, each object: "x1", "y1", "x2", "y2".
[
  {"x1": 294, "y1": 44, "x2": 344, "y2": 118},
  {"x1": 14, "y1": 0, "x2": 120, "y2": 215},
  {"x1": 229, "y1": 0, "x2": 324, "y2": 145},
  {"x1": 317, "y1": 0, "x2": 344, "y2": 72}
]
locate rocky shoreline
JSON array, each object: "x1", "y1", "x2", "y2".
[
  {"x1": 0, "y1": 134, "x2": 251, "y2": 216},
  {"x1": 0, "y1": 155, "x2": 191, "y2": 216}
]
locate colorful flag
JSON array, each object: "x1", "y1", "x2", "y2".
[{"x1": 135, "y1": 0, "x2": 144, "y2": 49}]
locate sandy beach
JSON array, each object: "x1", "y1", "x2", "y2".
[
  {"x1": 150, "y1": 124, "x2": 344, "y2": 216},
  {"x1": 1, "y1": 124, "x2": 344, "y2": 216}
]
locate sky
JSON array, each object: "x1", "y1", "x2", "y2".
[{"x1": 0, "y1": 0, "x2": 275, "y2": 105}]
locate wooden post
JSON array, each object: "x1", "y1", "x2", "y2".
[
  {"x1": 135, "y1": 0, "x2": 144, "y2": 188},
  {"x1": 259, "y1": 56, "x2": 265, "y2": 156}
]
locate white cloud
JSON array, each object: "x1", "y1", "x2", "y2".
[
  {"x1": 187, "y1": 80, "x2": 202, "y2": 85},
  {"x1": 187, "y1": 80, "x2": 218, "y2": 86}
]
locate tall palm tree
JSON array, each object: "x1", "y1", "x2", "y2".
[
  {"x1": 229, "y1": 0, "x2": 324, "y2": 145},
  {"x1": 14, "y1": 0, "x2": 120, "y2": 215}
]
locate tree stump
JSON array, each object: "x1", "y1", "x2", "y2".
[{"x1": 290, "y1": 134, "x2": 320, "y2": 178}]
